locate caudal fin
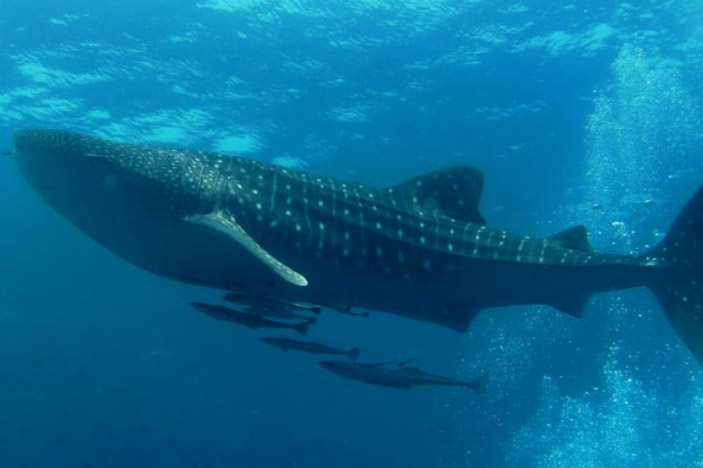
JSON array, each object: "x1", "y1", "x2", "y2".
[
  {"x1": 347, "y1": 347, "x2": 360, "y2": 362},
  {"x1": 468, "y1": 371, "x2": 490, "y2": 400},
  {"x1": 306, "y1": 316, "x2": 319, "y2": 326},
  {"x1": 293, "y1": 321, "x2": 310, "y2": 336},
  {"x1": 648, "y1": 186, "x2": 703, "y2": 365}
]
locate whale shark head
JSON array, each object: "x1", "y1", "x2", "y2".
[
  {"x1": 13, "y1": 129, "x2": 142, "y2": 206},
  {"x1": 12, "y1": 129, "x2": 293, "y2": 290},
  {"x1": 14, "y1": 129, "x2": 115, "y2": 192},
  {"x1": 12, "y1": 129, "x2": 175, "y2": 254}
]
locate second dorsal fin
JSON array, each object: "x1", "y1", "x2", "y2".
[
  {"x1": 388, "y1": 166, "x2": 486, "y2": 225},
  {"x1": 549, "y1": 225, "x2": 594, "y2": 253}
]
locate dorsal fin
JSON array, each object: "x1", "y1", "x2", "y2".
[
  {"x1": 388, "y1": 166, "x2": 485, "y2": 225},
  {"x1": 549, "y1": 225, "x2": 594, "y2": 253}
]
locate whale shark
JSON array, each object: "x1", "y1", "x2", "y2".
[{"x1": 12, "y1": 129, "x2": 703, "y2": 364}]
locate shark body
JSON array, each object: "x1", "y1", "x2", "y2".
[{"x1": 12, "y1": 130, "x2": 703, "y2": 363}]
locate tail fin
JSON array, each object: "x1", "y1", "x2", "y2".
[
  {"x1": 306, "y1": 316, "x2": 319, "y2": 326},
  {"x1": 347, "y1": 347, "x2": 360, "y2": 362},
  {"x1": 648, "y1": 186, "x2": 703, "y2": 366},
  {"x1": 469, "y1": 371, "x2": 489, "y2": 400},
  {"x1": 293, "y1": 321, "x2": 310, "y2": 336}
]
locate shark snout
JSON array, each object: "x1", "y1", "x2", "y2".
[
  {"x1": 13, "y1": 130, "x2": 50, "y2": 162},
  {"x1": 12, "y1": 129, "x2": 71, "y2": 192},
  {"x1": 13, "y1": 129, "x2": 82, "y2": 156},
  {"x1": 13, "y1": 129, "x2": 32, "y2": 153}
]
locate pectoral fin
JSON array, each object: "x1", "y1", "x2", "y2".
[{"x1": 186, "y1": 213, "x2": 308, "y2": 287}]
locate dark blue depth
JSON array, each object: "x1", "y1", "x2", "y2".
[{"x1": 0, "y1": 1, "x2": 702, "y2": 467}]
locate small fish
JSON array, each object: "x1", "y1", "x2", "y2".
[
  {"x1": 244, "y1": 306, "x2": 318, "y2": 324},
  {"x1": 1, "y1": 150, "x2": 12, "y2": 156},
  {"x1": 260, "y1": 337, "x2": 360, "y2": 361},
  {"x1": 223, "y1": 292, "x2": 322, "y2": 315},
  {"x1": 355, "y1": 358, "x2": 418, "y2": 368},
  {"x1": 189, "y1": 302, "x2": 310, "y2": 335},
  {"x1": 335, "y1": 308, "x2": 370, "y2": 318},
  {"x1": 315, "y1": 303, "x2": 370, "y2": 317},
  {"x1": 319, "y1": 360, "x2": 489, "y2": 398}
]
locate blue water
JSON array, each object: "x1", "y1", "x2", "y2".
[{"x1": 1, "y1": 1, "x2": 702, "y2": 467}]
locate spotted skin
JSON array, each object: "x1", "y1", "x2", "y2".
[{"x1": 12, "y1": 130, "x2": 703, "y2": 360}]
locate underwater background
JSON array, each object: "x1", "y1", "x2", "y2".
[{"x1": 1, "y1": 0, "x2": 703, "y2": 466}]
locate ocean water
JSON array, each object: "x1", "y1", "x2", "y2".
[{"x1": 1, "y1": 1, "x2": 702, "y2": 467}]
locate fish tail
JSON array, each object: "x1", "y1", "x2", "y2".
[
  {"x1": 468, "y1": 371, "x2": 489, "y2": 400},
  {"x1": 646, "y1": 186, "x2": 703, "y2": 365},
  {"x1": 348, "y1": 347, "x2": 360, "y2": 362},
  {"x1": 293, "y1": 321, "x2": 311, "y2": 336},
  {"x1": 306, "y1": 316, "x2": 319, "y2": 325}
]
